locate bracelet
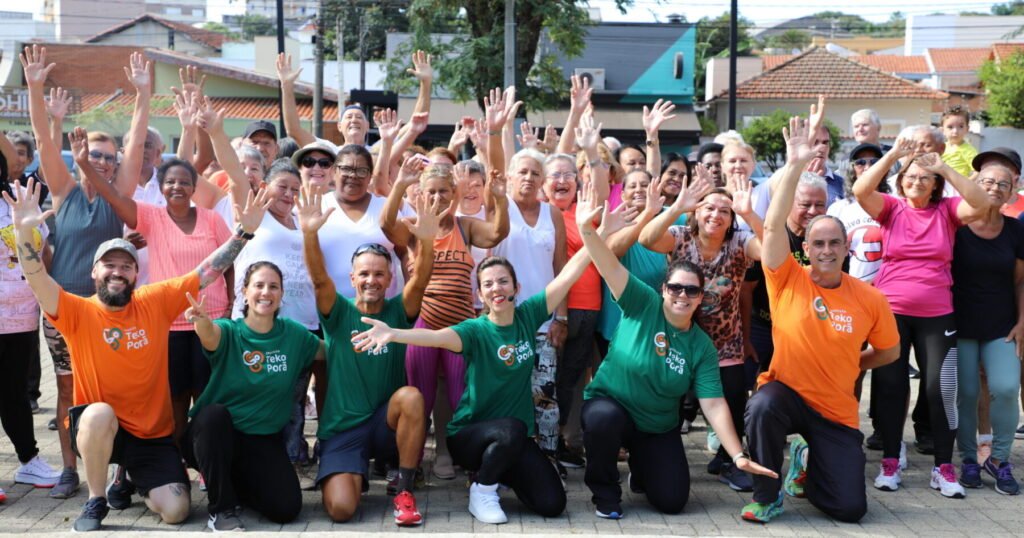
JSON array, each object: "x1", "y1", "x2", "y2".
[
  {"x1": 488, "y1": 130, "x2": 501, "y2": 136},
  {"x1": 553, "y1": 315, "x2": 568, "y2": 323},
  {"x1": 731, "y1": 452, "x2": 748, "y2": 463},
  {"x1": 234, "y1": 225, "x2": 255, "y2": 240},
  {"x1": 588, "y1": 158, "x2": 607, "y2": 168}
]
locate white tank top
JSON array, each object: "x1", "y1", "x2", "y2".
[
  {"x1": 319, "y1": 193, "x2": 407, "y2": 299},
  {"x1": 491, "y1": 197, "x2": 555, "y2": 331}
]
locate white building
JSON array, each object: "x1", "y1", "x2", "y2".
[{"x1": 905, "y1": 14, "x2": 1024, "y2": 55}]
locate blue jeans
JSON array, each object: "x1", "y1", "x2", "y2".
[{"x1": 957, "y1": 338, "x2": 1020, "y2": 462}]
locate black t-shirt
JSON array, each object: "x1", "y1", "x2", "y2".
[
  {"x1": 745, "y1": 225, "x2": 808, "y2": 326},
  {"x1": 953, "y1": 218, "x2": 1024, "y2": 340}
]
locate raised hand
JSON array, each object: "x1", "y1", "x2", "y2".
[
  {"x1": 598, "y1": 202, "x2": 638, "y2": 239},
  {"x1": 171, "y1": 64, "x2": 206, "y2": 97},
  {"x1": 184, "y1": 292, "x2": 210, "y2": 324},
  {"x1": 352, "y1": 317, "x2": 396, "y2": 354},
  {"x1": 645, "y1": 174, "x2": 667, "y2": 215},
  {"x1": 408, "y1": 111, "x2": 429, "y2": 136},
  {"x1": 468, "y1": 117, "x2": 489, "y2": 153},
  {"x1": 296, "y1": 184, "x2": 335, "y2": 234},
  {"x1": 404, "y1": 190, "x2": 451, "y2": 242},
  {"x1": 3, "y1": 179, "x2": 55, "y2": 231},
  {"x1": 275, "y1": 52, "x2": 302, "y2": 86},
  {"x1": 914, "y1": 152, "x2": 946, "y2": 174},
  {"x1": 376, "y1": 108, "x2": 402, "y2": 143},
  {"x1": 502, "y1": 86, "x2": 522, "y2": 127},
  {"x1": 124, "y1": 51, "x2": 151, "y2": 93},
  {"x1": 517, "y1": 121, "x2": 540, "y2": 150},
  {"x1": 890, "y1": 137, "x2": 915, "y2": 160},
  {"x1": 397, "y1": 154, "x2": 426, "y2": 187},
  {"x1": 68, "y1": 127, "x2": 89, "y2": 164},
  {"x1": 642, "y1": 99, "x2": 676, "y2": 137},
  {"x1": 19, "y1": 45, "x2": 55, "y2": 87},
  {"x1": 174, "y1": 89, "x2": 200, "y2": 130},
  {"x1": 406, "y1": 50, "x2": 433, "y2": 82},
  {"x1": 808, "y1": 94, "x2": 826, "y2": 137},
  {"x1": 730, "y1": 176, "x2": 754, "y2": 216},
  {"x1": 484, "y1": 87, "x2": 514, "y2": 132},
  {"x1": 539, "y1": 124, "x2": 559, "y2": 153},
  {"x1": 674, "y1": 169, "x2": 713, "y2": 214},
  {"x1": 196, "y1": 96, "x2": 225, "y2": 135},
  {"x1": 47, "y1": 87, "x2": 72, "y2": 120},
  {"x1": 486, "y1": 168, "x2": 506, "y2": 198},
  {"x1": 575, "y1": 113, "x2": 603, "y2": 152},
  {"x1": 575, "y1": 180, "x2": 604, "y2": 233},
  {"x1": 569, "y1": 74, "x2": 592, "y2": 115},
  {"x1": 449, "y1": 121, "x2": 469, "y2": 151},
  {"x1": 783, "y1": 116, "x2": 815, "y2": 165},
  {"x1": 235, "y1": 186, "x2": 273, "y2": 234}
]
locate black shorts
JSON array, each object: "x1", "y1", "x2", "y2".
[
  {"x1": 315, "y1": 404, "x2": 396, "y2": 485},
  {"x1": 68, "y1": 404, "x2": 188, "y2": 495},
  {"x1": 168, "y1": 330, "x2": 211, "y2": 396}
]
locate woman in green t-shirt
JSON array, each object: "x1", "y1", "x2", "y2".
[
  {"x1": 578, "y1": 199, "x2": 776, "y2": 519},
  {"x1": 183, "y1": 261, "x2": 324, "y2": 532},
  {"x1": 352, "y1": 194, "x2": 626, "y2": 525}
]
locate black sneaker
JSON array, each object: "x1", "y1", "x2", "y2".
[
  {"x1": 50, "y1": 467, "x2": 80, "y2": 499},
  {"x1": 30, "y1": 400, "x2": 42, "y2": 414},
  {"x1": 106, "y1": 465, "x2": 135, "y2": 510},
  {"x1": 48, "y1": 418, "x2": 58, "y2": 431},
  {"x1": 718, "y1": 462, "x2": 754, "y2": 492},
  {"x1": 208, "y1": 507, "x2": 245, "y2": 532},
  {"x1": 915, "y1": 434, "x2": 935, "y2": 455},
  {"x1": 627, "y1": 472, "x2": 645, "y2": 494},
  {"x1": 556, "y1": 439, "x2": 585, "y2": 469},
  {"x1": 73, "y1": 496, "x2": 109, "y2": 532},
  {"x1": 706, "y1": 452, "x2": 726, "y2": 475},
  {"x1": 373, "y1": 459, "x2": 389, "y2": 478},
  {"x1": 554, "y1": 459, "x2": 568, "y2": 480},
  {"x1": 865, "y1": 431, "x2": 883, "y2": 451}
]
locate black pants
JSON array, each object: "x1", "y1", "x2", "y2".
[
  {"x1": 448, "y1": 417, "x2": 566, "y2": 518},
  {"x1": 717, "y1": 364, "x2": 746, "y2": 460},
  {"x1": 581, "y1": 397, "x2": 690, "y2": 514},
  {"x1": 183, "y1": 404, "x2": 301, "y2": 523},
  {"x1": 746, "y1": 381, "x2": 866, "y2": 523},
  {"x1": 871, "y1": 313, "x2": 957, "y2": 465},
  {"x1": 26, "y1": 334, "x2": 41, "y2": 401},
  {"x1": 556, "y1": 309, "x2": 599, "y2": 426},
  {"x1": 1, "y1": 331, "x2": 40, "y2": 463}
]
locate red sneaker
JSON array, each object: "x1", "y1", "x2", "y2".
[
  {"x1": 393, "y1": 490, "x2": 423, "y2": 526},
  {"x1": 0, "y1": 486, "x2": 7, "y2": 502}
]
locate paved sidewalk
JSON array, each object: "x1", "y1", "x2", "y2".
[{"x1": 2, "y1": 345, "x2": 1023, "y2": 536}]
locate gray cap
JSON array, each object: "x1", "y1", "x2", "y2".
[
  {"x1": 93, "y1": 238, "x2": 139, "y2": 266},
  {"x1": 292, "y1": 140, "x2": 340, "y2": 168}
]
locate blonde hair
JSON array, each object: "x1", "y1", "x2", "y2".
[
  {"x1": 420, "y1": 163, "x2": 456, "y2": 189},
  {"x1": 721, "y1": 139, "x2": 756, "y2": 160}
]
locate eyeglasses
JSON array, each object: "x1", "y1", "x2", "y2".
[
  {"x1": 902, "y1": 174, "x2": 935, "y2": 184},
  {"x1": 665, "y1": 283, "x2": 703, "y2": 298},
  {"x1": 301, "y1": 157, "x2": 333, "y2": 169},
  {"x1": 89, "y1": 150, "x2": 117, "y2": 164},
  {"x1": 547, "y1": 171, "x2": 577, "y2": 181},
  {"x1": 853, "y1": 158, "x2": 880, "y2": 167},
  {"x1": 336, "y1": 165, "x2": 371, "y2": 178},
  {"x1": 350, "y1": 243, "x2": 390, "y2": 263},
  {"x1": 979, "y1": 177, "x2": 1013, "y2": 191}
]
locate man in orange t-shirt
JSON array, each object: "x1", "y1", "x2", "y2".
[
  {"x1": 739, "y1": 111, "x2": 899, "y2": 525},
  {"x1": 5, "y1": 178, "x2": 268, "y2": 532}
]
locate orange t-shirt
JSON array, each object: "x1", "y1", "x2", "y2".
[
  {"x1": 562, "y1": 205, "x2": 602, "y2": 311},
  {"x1": 46, "y1": 273, "x2": 200, "y2": 439},
  {"x1": 757, "y1": 256, "x2": 899, "y2": 429}
]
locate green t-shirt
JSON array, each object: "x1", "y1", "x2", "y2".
[
  {"x1": 447, "y1": 291, "x2": 549, "y2": 437},
  {"x1": 585, "y1": 274, "x2": 722, "y2": 433},
  {"x1": 317, "y1": 293, "x2": 411, "y2": 439},
  {"x1": 190, "y1": 317, "x2": 320, "y2": 435}
]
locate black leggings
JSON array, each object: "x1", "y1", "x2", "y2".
[
  {"x1": 183, "y1": 404, "x2": 301, "y2": 523},
  {"x1": 718, "y1": 364, "x2": 747, "y2": 460},
  {"x1": 556, "y1": 309, "x2": 599, "y2": 426},
  {"x1": 581, "y1": 397, "x2": 690, "y2": 514},
  {"x1": 447, "y1": 417, "x2": 566, "y2": 518},
  {"x1": 871, "y1": 313, "x2": 957, "y2": 465},
  {"x1": 0, "y1": 331, "x2": 40, "y2": 464}
]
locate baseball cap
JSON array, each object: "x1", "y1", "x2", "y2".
[
  {"x1": 93, "y1": 238, "x2": 139, "y2": 266},
  {"x1": 292, "y1": 140, "x2": 340, "y2": 168},
  {"x1": 244, "y1": 120, "x2": 278, "y2": 141},
  {"x1": 849, "y1": 143, "x2": 884, "y2": 159},
  {"x1": 972, "y1": 147, "x2": 1022, "y2": 175}
]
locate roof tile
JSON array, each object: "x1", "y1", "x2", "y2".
[
  {"x1": 86, "y1": 14, "x2": 225, "y2": 50},
  {"x1": 851, "y1": 55, "x2": 929, "y2": 74},
  {"x1": 927, "y1": 47, "x2": 991, "y2": 73},
  {"x1": 992, "y1": 42, "x2": 1024, "y2": 62},
  {"x1": 79, "y1": 93, "x2": 338, "y2": 122}
]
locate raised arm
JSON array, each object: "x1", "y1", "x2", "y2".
[
  {"x1": 276, "y1": 53, "x2": 316, "y2": 147},
  {"x1": 388, "y1": 111, "x2": 429, "y2": 190},
  {"x1": 20, "y1": 46, "x2": 73, "y2": 206},
  {"x1": 642, "y1": 99, "x2": 675, "y2": 179},
  {"x1": 852, "y1": 138, "x2": 912, "y2": 219},
  {"x1": 297, "y1": 184, "x2": 337, "y2": 315},
  {"x1": 353, "y1": 319, "x2": 463, "y2": 354},
  {"x1": 197, "y1": 96, "x2": 249, "y2": 214},
  {"x1": 577, "y1": 113, "x2": 609, "y2": 202},
  {"x1": 401, "y1": 192, "x2": 448, "y2": 319},
  {"x1": 638, "y1": 170, "x2": 712, "y2": 253},
  {"x1": 185, "y1": 292, "x2": 221, "y2": 351},
  {"x1": 70, "y1": 127, "x2": 139, "y2": 228},
  {"x1": 379, "y1": 155, "x2": 423, "y2": 248},
  {"x1": 196, "y1": 187, "x2": 271, "y2": 289},
  {"x1": 483, "y1": 86, "x2": 517, "y2": 177},
  {"x1": 500, "y1": 88, "x2": 522, "y2": 172},
  {"x1": 730, "y1": 175, "x2": 763, "y2": 260},
  {"x1": 5, "y1": 179, "x2": 59, "y2": 316},
  {"x1": 46, "y1": 87, "x2": 72, "y2": 152},
  {"x1": 557, "y1": 75, "x2": 591, "y2": 154},
  {"x1": 171, "y1": 66, "x2": 213, "y2": 174},
  {"x1": 912, "y1": 152, "x2": 991, "y2": 223},
  {"x1": 764, "y1": 117, "x2": 816, "y2": 271},
  {"x1": 407, "y1": 50, "x2": 433, "y2": 117},
  {"x1": 578, "y1": 188, "x2": 637, "y2": 299},
  {"x1": 464, "y1": 168, "x2": 509, "y2": 248},
  {"x1": 370, "y1": 108, "x2": 402, "y2": 197},
  {"x1": 115, "y1": 51, "x2": 153, "y2": 198}
]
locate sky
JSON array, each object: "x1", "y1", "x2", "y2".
[{"x1": 3, "y1": 0, "x2": 1011, "y2": 30}]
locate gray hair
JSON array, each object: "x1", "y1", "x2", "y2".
[
  {"x1": 543, "y1": 153, "x2": 577, "y2": 172},
  {"x1": 455, "y1": 159, "x2": 485, "y2": 178},
  {"x1": 851, "y1": 109, "x2": 880, "y2": 128},
  {"x1": 805, "y1": 214, "x2": 847, "y2": 239},
  {"x1": 508, "y1": 148, "x2": 546, "y2": 175},
  {"x1": 899, "y1": 124, "x2": 945, "y2": 145},
  {"x1": 236, "y1": 145, "x2": 265, "y2": 169},
  {"x1": 6, "y1": 131, "x2": 35, "y2": 159},
  {"x1": 798, "y1": 171, "x2": 828, "y2": 194},
  {"x1": 124, "y1": 126, "x2": 165, "y2": 148}
]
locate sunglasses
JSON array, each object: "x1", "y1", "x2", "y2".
[
  {"x1": 89, "y1": 150, "x2": 117, "y2": 164},
  {"x1": 853, "y1": 158, "x2": 880, "y2": 167},
  {"x1": 665, "y1": 283, "x2": 703, "y2": 298},
  {"x1": 350, "y1": 242, "x2": 390, "y2": 263},
  {"x1": 301, "y1": 157, "x2": 333, "y2": 169}
]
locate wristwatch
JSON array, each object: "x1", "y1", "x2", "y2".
[
  {"x1": 234, "y1": 225, "x2": 255, "y2": 240},
  {"x1": 554, "y1": 315, "x2": 568, "y2": 324},
  {"x1": 645, "y1": 138, "x2": 658, "y2": 147}
]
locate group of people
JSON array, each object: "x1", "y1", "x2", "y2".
[{"x1": 0, "y1": 42, "x2": 1021, "y2": 533}]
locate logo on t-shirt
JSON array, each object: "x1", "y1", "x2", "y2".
[
  {"x1": 242, "y1": 349, "x2": 289, "y2": 373},
  {"x1": 653, "y1": 332, "x2": 668, "y2": 357},
  {"x1": 101, "y1": 326, "x2": 149, "y2": 351},
  {"x1": 243, "y1": 350, "x2": 265, "y2": 373},
  {"x1": 103, "y1": 328, "x2": 124, "y2": 350},
  {"x1": 812, "y1": 297, "x2": 854, "y2": 333},
  {"x1": 496, "y1": 340, "x2": 532, "y2": 366},
  {"x1": 653, "y1": 331, "x2": 687, "y2": 375}
]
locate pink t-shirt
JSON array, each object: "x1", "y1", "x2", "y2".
[
  {"x1": 136, "y1": 203, "x2": 233, "y2": 330},
  {"x1": 873, "y1": 194, "x2": 961, "y2": 317},
  {"x1": 608, "y1": 183, "x2": 624, "y2": 210}
]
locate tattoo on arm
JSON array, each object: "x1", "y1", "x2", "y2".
[
  {"x1": 197, "y1": 236, "x2": 246, "y2": 290},
  {"x1": 19, "y1": 242, "x2": 42, "y2": 263}
]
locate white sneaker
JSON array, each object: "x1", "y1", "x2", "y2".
[
  {"x1": 707, "y1": 430, "x2": 720, "y2": 453},
  {"x1": 15, "y1": 455, "x2": 61, "y2": 488},
  {"x1": 469, "y1": 482, "x2": 508, "y2": 524},
  {"x1": 899, "y1": 441, "x2": 908, "y2": 471},
  {"x1": 931, "y1": 464, "x2": 966, "y2": 499},
  {"x1": 874, "y1": 458, "x2": 902, "y2": 491}
]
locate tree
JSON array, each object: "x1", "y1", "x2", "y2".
[
  {"x1": 383, "y1": 0, "x2": 632, "y2": 112},
  {"x1": 321, "y1": 2, "x2": 418, "y2": 61},
  {"x1": 993, "y1": 1, "x2": 1024, "y2": 15},
  {"x1": 239, "y1": 14, "x2": 275, "y2": 41},
  {"x1": 979, "y1": 52, "x2": 1024, "y2": 128},
  {"x1": 767, "y1": 29, "x2": 811, "y2": 51},
  {"x1": 694, "y1": 11, "x2": 755, "y2": 101},
  {"x1": 201, "y1": 21, "x2": 239, "y2": 40},
  {"x1": 741, "y1": 109, "x2": 840, "y2": 171}
]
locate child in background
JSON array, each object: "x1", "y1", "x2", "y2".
[{"x1": 940, "y1": 105, "x2": 978, "y2": 178}]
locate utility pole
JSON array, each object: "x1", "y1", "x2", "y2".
[
  {"x1": 503, "y1": 0, "x2": 515, "y2": 89},
  {"x1": 313, "y1": 0, "x2": 325, "y2": 136},
  {"x1": 276, "y1": 0, "x2": 287, "y2": 137},
  {"x1": 728, "y1": 0, "x2": 738, "y2": 130},
  {"x1": 358, "y1": 10, "x2": 368, "y2": 90},
  {"x1": 337, "y1": 11, "x2": 345, "y2": 104}
]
